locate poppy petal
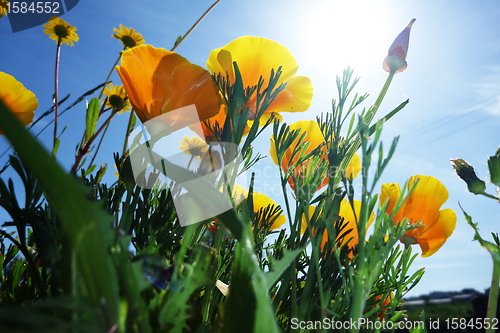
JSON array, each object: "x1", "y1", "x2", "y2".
[
  {"x1": 268, "y1": 76, "x2": 313, "y2": 113},
  {"x1": 117, "y1": 44, "x2": 220, "y2": 129},
  {"x1": 417, "y1": 208, "x2": 457, "y2": 257}
]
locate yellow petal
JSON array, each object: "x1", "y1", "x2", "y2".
[
  {"x1": 345, "y1": 152, "x2": 361, "y2": 179},
  {"x1": 268, "y1": 76, "x2": 313, "y2": 113},
  {"x1": 301, "y1": 205, "x2": 317, "y2": 235},
  {"x1": 207, "y1": 36, "x2": 312, "y2": 120},
  {"x1": 338, "y1": 199, "x2": 375, "y2": 250},
  {"x1": 207, "y1": 36, "x2": 298, "y2": 88},
  {"x1": 232, "y1": 184, "x2": 285, "y2": 230},
  {"x1": 0, "y1": 72, "x2": 37, "y2": 135},
  {"x1": 380, "y1": 182, "x2": 402, "y2": 218}
]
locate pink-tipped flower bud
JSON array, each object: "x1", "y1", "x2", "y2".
[{"x1": 383, "y1": 19, "x2": 416, "y2": 74}]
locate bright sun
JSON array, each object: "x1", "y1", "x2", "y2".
[{"x1": 305, "y1": 0, "x2": 390, "y2": 76}]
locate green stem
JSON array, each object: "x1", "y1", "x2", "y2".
[
  {"x1": 53, "y1": 41, "x2": 61, "y2": 157},
  {"x1": 202, "y1": 225, "x2": 224, "y2": 322},
  {"x1": 350, "y1": 125, "x2": 373, "y2": 333},
  {"x1": 98, "y1": 51, "x2": 123, "y2": 101},
  {"x1": 303, "y1": 199, "x2": 327, "y2": 323},
  {"x1": 72, "y1": 109, "x2": 118, "y2": 174},
  {"x1": 121, "y1": 108, "x2": 136, "y2": 158},
  {"x1": 481, "y1": 192, "x2": 500, "y2": 201},
  {"x1": 83, "y1": 52, "x2": 124, "y2": 167},
  {"x1": 170, "y1": 0, "x2": 221, "y2": 52},
  {"x1": 88, "y1": 122, "x2": 111, "y2": 167},
  {"x1": 486, "y1": 259, "x2": 500, "y2": 333},
  {"x1": 334, "y1": 71, "x2": 395, "y2": 186},
  {"x1": 279, "y1": 172, "x2": 298, "y2": 331}
]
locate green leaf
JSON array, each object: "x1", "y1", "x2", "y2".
[
  {"x1": 52, "y1": 138, "x2": 60, "y2": 157},
  {"x1": 85, "y1": 98, "x2": 100, "y2": 143},
  {"x1": 264, "y1": 247, "x2": 303, "y2": 290},
  {"x1": 0, "y1": 98, "x2": 120, "y2": 329},
  {"x1": 84, "y1": 164, "x2": 97, "y2": 176},
  {"x1": 130, "y1": 147, "x2": 281, "y2": 332},
  {"x1": 223, "y1": 227, "x2": 281, "y2": 333},
  {"x1": 159, "y1": 244, "x2": 217, "y2": 332}
]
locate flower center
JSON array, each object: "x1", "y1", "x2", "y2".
[
  {"x1": 109, "y1": 95, "x2": 124, "y2": 109},
  {"x1": 400, "y1": 235, "x2": 418, "y2": 247},
  {"x1": 121, "y1": 36, "x2": 136, "y2": 48},
  {"x1": 189, "y1": 146, "x2": 206, "y2": 157},
  {"x1": 54, "y1": 25, "x2": 69, "y2": 38}
]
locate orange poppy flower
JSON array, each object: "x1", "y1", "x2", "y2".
[
  {"x1": 116, "y1": 44, "x2": 221, "y2": 132},
  {"x1": 190, "y1": 104, "x2": 229, "y2": 143},
  {"x1": 301, "y1": 199, "x2": 375, "y2": 255},
  {"x1": 270, "y1": 120, "x2": 361, "y2": 193},
  {"x1": 0, "y1": 72, "x2": 38, "y2": 135},
  {"x1": 206, "y1": 36, "x2": 313, "y2": 121},
  {"x1": 380, "y1": 175, "x2": 457, "y2": 257},
  {"x1": 371, "y1": 292, "x2": 393, "y2": 319}
]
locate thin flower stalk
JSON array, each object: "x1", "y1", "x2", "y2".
[
  {"x1": 170, "y1": 0, "x2": 221, "y2": 52},
  {"x1": 53, "y1": 40, "x2": 61, "y2": 156}
]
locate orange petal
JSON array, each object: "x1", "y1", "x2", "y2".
[
  {"x1": 403, "y1": 175, "x2": 449, "y2": 236},
  {"x1": 117, "y1": 45, "x2": 220, "y2": 129},
  {"x1": 417, "y1": 208, "x2": 457, "y2": 257}
]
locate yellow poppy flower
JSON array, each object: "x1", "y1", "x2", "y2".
[
  {"x1": 116, "y1": 44, "x2": 221, "y2": 131},
  {"x1": 112, "y1": 24, "x2": 145, "y2": 49},
  {"x1": 0, "y1": 0, "x2": 9, "y2": 18},
  {"x1": 232, "y1": 184, "x2": 286, "y2": 231},
  {"x1": 206, "y1": 36, "x2": 313, "y2": 121},
  {"x1": 102, "y1": 83, "x2": 130, "y2": 113},
  {"x1": 178, "y1": 135, "x2": 208, "y2": 159},
  {"x1": 0, "y1": 72, "x2": 38, "y2": 135},
  {"x1": 43, "y1": 16, "x2": 78, "y2": 46},
  {"x1": 380, "y1": 175, "x2": 457, "y2": 257},
  {"x1": 270, "y1": 120, "x2": 361, "y2": 193},
  {"x1": 383, "y1": 19, "x2": 415, "y2": 74},
  {"x1": 302, "y1": 199, "x2": 375, "y2": 255}
]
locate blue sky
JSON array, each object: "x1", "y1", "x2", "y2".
[{"x1": 1, "y1": 0, "x2": 500, "y2": 297}]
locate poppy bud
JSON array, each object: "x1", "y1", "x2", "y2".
[
  {"x1": 383, "y1": 19, "x2": 416, "y2": 74},
  {"x1": 451, "y1": 158, "x2": 486, "y2": 195}
]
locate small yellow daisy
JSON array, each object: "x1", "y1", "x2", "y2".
[
  {"x1": 43, "y1": 16, "x2": 78, "y2": 46},
  {"x1": 0, "y1": 0, "x2": 9, "y2": 18},
  {"x1": 179, "y1": 136, "x2": 208, "y2": 158},
  {"x1": 103, "y1": 83, "x2": 130, "y2": 113},
  {"x1": 112, "y1": 24, "x2": 145, "y2": 49}
]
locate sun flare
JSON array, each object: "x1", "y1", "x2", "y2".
[{"x1": 305, "y1": 1, "x2": 389, "y2": 74}]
